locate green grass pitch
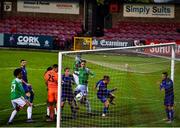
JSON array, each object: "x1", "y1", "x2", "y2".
[{"x1": 0, "y1": 49, "x2": 180, "y2": 127}]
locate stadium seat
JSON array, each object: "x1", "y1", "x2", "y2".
[{"x1": 1, "y1": 16, "x2": 82, "y2": 42}]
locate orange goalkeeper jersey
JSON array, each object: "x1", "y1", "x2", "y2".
[{"x1": 44, "y1": 70, "x2": 58, "y2": 88}]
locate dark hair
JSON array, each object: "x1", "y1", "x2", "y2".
[
  {"x1": 162, "y1": 72, "x2": 168, "y2": 77},
  {"x1": 81, "y1": 60, "x2": 86, "y2": 63},
  {"x1": 46, "y1": 66, "x2": 53, "y2": 71},
  {"x1": 53, "y1": 64, "x2": 58, "y2": 68},
  {"x1": 20, "y1": 59, "x2": 26, "y2": 63},
  {"x1": 64, "y1": 67, "x2": 70, "y2": 71},
  {"x1": 103, "y1": 75, "x2": 110, "y2": 81},
  {"x1": 14, "y1": 68, "x2": 22, "y2": 77}
]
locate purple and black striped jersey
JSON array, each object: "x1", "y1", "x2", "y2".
[{"x1": 160, "y1": 78, "x2": 174, "y2": 98}]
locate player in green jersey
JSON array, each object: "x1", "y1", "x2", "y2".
[
  {"x1": 7, "y1": 68, "x2": 32, "y2": 125},
  {"x1": 74, "y1": 60, "x2": 94, "y2": 114}
]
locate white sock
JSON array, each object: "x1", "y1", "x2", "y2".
[
  {"x1": 54, "y1": 107, "x2": 57, "y2": 115},
  {"x1": 27, "y1": 106, "x2": 32, "y2": 119},
  {"x1": 8, "y1": 110, "x2": 17, "y2": 123},
  {"x1": 47, "y1": 107, "x2": 50, "y2": 116}
]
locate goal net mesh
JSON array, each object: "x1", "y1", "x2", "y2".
[{"x1": 57, "y1": 43, "x2": 175, "y2": 127}]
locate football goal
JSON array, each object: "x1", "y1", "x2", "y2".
[{"x1": 57, "y1": 43, "x2": 176, "y2": 127}]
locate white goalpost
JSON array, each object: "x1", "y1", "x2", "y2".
[{"x1": 57, "y1": 43, "x2": 176, "y2": 128}]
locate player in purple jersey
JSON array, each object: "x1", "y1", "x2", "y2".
[
  {"x1": 95, "y1": 76, "x2": 116, "y2": 105},
  {"x1": 160, "y1": 72, "x2": 174, "y2": 123},
  {"x1": 61, "y1": 67, "x2": 78, "y2": 119},
  {"x1": 20, "y1": 60, "x2": 34, "y2": 103},
  {"x1": 20, "y1": 59, "x2": 34, "y2": 122},
  {"x1": 95, "y1": 76, "x2": 116, "y2": 117}
]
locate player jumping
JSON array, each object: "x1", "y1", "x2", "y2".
[
  {"x1": 160, "y1": 72, "x2": 174, "y2": 123},
  {"x1": 7, "y1": 68, "x2": 32, "y2": 124},
  {"x1": 96, "y1": 76, "x2": 116, "y2": 117},
  {"x1": 74, "y1": 60, "x2": 94, "y2": 114},
  {"x1": 44, "y1": 64, "x2": 58, "y2": 122},
  {"x1": 61, "y1": 67, "x2": 78, "y2": 119},
  {"x1": 20, "y1": 59, "x2": 34, "y2": 122}
]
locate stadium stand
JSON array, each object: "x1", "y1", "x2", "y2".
[
  {"x1": 103, "y1": 21, "x2": 180, "y2": 42},
  {"x1": 0, "y1": 16, "x2": 180, "y2": 45},
  {"x1": 0, "y1": 16, "x2": 82, "y2": 41}
]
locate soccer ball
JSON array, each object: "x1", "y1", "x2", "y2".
[{"x1": 75, "y1": 92, "x2": 83, "y2": 101}]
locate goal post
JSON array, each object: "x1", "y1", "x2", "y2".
[
  {"x1": 171, "y1": 44, "x2": 176, "y2": 82},
  {"x1": 57, "y1": 43, "x2": 176, "y2": 128}
]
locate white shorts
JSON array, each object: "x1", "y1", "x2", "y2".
[
  {"x1": 73, "y1": 73, "x2": 79, "y2": 85},
  {"x1": 75, "y1": 84, "x2": 88, "y2": 96},
  {"x1": 11, "y1": 97, "x2": 26, "y2": 109}
]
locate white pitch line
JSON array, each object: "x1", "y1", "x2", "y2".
[
  {"x1": 0, "y1": 67, "x2": 45, "y2": 70},
  {"x1": 88, "y1": 96, "x2": 180, "y2": 104},
  {"x1": 1, "y1": 97, "x2": 180, "y2": 113},
  {"x1": 0, "y1": 103, "x2": 46, "y2": 113}
]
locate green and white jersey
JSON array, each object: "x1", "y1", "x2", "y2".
[
  {"x1": 78, "y1": 67, "x2": 94, "y2": 85},
  {"x1": 10, "y1": 78, "x2": 25, "y2": 100}
]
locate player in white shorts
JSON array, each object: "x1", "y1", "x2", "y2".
[{"x1": 7, "y1": 68, "x2": 32, "y2": 125}]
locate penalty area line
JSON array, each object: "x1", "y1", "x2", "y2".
[
  {"x1": 0, "y1": 103, "x2": 46, "y2": 113},
  {"x1": 1, "y1": 97, "x2": 180, "y2": 112},
  {"x1": 0, "y1": 67, "x2": 45, "y2": 70}
]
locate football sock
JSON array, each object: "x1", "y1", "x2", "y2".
[
  {"x1": 54, "y1": 107, "x2": 57, "y2": 115},
  {"x1": 166, "y1": 108, "x2": 170, "y2": 120},
  {"x1": 49, "y1": 106, "x2": 54, "y2": 120},
  {"x1": 27, "y1": 106, "x2": 32, "y2": 119},
  {"x1": 169, "y1": 110, "x2": 174, "y2": 121},
  {"x1": 103, "y1": 107, "x2": 108, "y2": 114},
  {"x1": 47, "y1": 107, "x2": 50, "y2": 116},
  {"x1": 8, "y1": 110, "x2": 17, "y2": 123}
]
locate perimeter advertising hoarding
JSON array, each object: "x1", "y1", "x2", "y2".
[
  {"x1": 0, "y1": 33, "x2": 4, "y2": 46},
  {"x1": 123, "y1": 4, "x2": 175, "y2": 18},
  {"x1": 92, "y1": 39, "x2": 135, "y2": 48},
  {"x1": 4, "y1": 34, "x2": 53, "y2": 50},
  {"x1": 145, "y1": 41, "x2": 180, "y2": 57},
  {"x1": 17, "y1": 0, "x2": 79, "y2": 14}
]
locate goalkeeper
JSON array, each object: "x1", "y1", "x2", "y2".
[
  {"x1": 74, "y1": 60, "x2": 95, "y2": 114},
  {"x1": 96, "y1": 75, "x2": 116, "y2": 117}
]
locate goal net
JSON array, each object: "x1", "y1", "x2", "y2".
[{"x1": 57, "y1": 43, "x2": 176, "y2": 127}]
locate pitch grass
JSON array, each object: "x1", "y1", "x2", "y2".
[{"x1": 0, "y1": 49, "x2": 180, "y2": 127}]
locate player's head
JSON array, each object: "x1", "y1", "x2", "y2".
[
  {"x1": 46, "y1": 66, "x2": 53, "y2": 71},
  {"x1": 14, "y1": 68, "x2": 22, "y2": 79},
  {"x1": 103, "y1": 75, "x2": 110, "y2": 84},
  {"x1": 162, "y1": 72, "x2": 168, "y2": 80},
  {"x1": 64, "y1": 67, "x2": 70, "y2": 76},
  {"x1": 53, "y1": 64, "x2": 58, "y2": 72},
  {"x1": 80, "y1": 60, "x2": 86, "y2": 68},
  {"x1": 20, "y1": 59, "x2": 27, "y2": 67}
]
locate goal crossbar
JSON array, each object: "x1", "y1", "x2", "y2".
[{"x1": 60, "y1": 42, "x2": 176, "y2": 54}]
